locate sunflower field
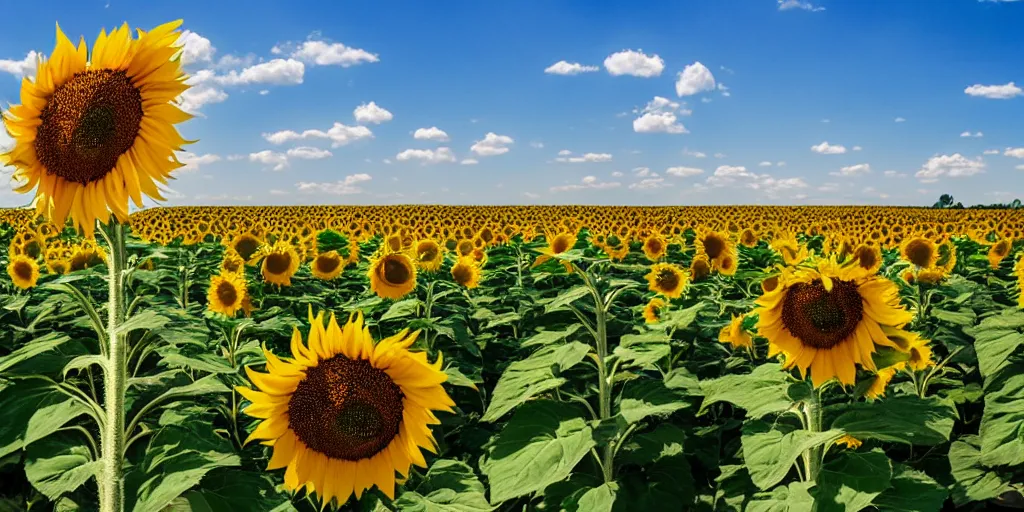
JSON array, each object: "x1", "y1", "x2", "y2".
[{"x1": 1, "y1": 202, "x2": 1023, "y2": 512}]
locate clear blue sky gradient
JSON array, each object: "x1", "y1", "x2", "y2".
[{"x1": 0, "y1": 0, "x2": 1022, "y2": 207}]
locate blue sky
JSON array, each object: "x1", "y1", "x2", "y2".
[{"x1": 1, "y1": 0, "x2": 1023, "y2": 208}]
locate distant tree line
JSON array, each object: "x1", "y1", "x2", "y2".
[{"x1": 932, "y1": 194, "x2": 1022, "y2": 210}]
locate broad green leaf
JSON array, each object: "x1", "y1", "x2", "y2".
[
  {"x1": 62, "y1": 354, "x2": 106, "y2": 379},
  {"x1": 614, "y1": 332, "x2": 670, "y2": 369},
  {"x1": 714, "y1": 465, "x2": 757, "y2": 512},
  {"x1": 24, "y1": 434, "x2": 100, "y2": 500},
  {"x1": 978, "y1": 371, "x2": 1024, "y2": 467},
  {"x1": 649, "y1": 302, "x2": 704, "y2": 331},
  {"x1": 444, "y1": 366, "x2": 480, "y2": 390},
  {"x1": 156, "y1": 351, "x2": 236, "y2": 375},
  {"x1": 381, "y1": 298, "x2": 421, "y2": 321},
  {"x1": 0, "y1": 380, "x2": 88, "y2": 459},
  {"x1": 966, "y1": 308, "x2": 1024, "y2": 379},
  {"x1": 809, "y1": 449, "x2": 892, "y2": 512},
  {"x1": 829, "y1": 396, "x2": 956, "y2": 446},
  {"x1": 699, "y1": 364, "x2": 807, "y2": 419},
  {"x1": 948, "y1": 435, "x2": 1013, "y2": 507},
  {"x1": 747, "y1": 482, "x2": 816, "y2": 512},
  {"x1": 932, "y1": 308, "x2": 976, "y2": 327},
  {"x1": 484, "y1": 311, "x2": 521, "y2": 329},
  {"x1": 741, "y1": 420, "x2": 844, "y2": 490},
  {"x1": 391, "y1": 459, "x2": 493, "y2": 512},
  {"x1": 482, "y1": 342, "x2": 591, "y2": 422},
  {"x1": 522, "y1": 324, "x2": 582, "y2": 347},
  {"x1": 873, "y1": 463, "x2": 947, "y2": 512},
  {"x1": 183, "y1": 468, "x2": 293, "y2": 512},
  {"x1": 542, "y1": 285, "x2": 592, "y2": 313},
  {"x1": 24, "y1": 396, "x2": 90, "y2": 447},
  {"x1": 0, "y1": 332, "x2": 71, "y2": 374},
  {"x1": 618, "y1": 377, "x2": 693, "y2": 425},
  {"x1": 574, "y1": 482, "x2": 618, "y2": 512},
  {"x1": 616, "y1": 423, "x2": 685, "y2": 467},
  {"x1": 480, "y1": 400, "x2": 596, "y2": 504},
  {"x1": 115, "y1": 309, "x2": 171, "y2": 335}
]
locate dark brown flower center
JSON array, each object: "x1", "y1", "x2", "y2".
[
  {"x1": 12, "y1": 261, "x2": 33, "y2": 281},
  {"x1": 781, "y1": 279, "x2": 864, "y2": 349},
  {"x1": 288, "y1": 356, "x2": 404, "y2": 461},
  {"x1": 316, "y1": 253, "x2": 341, "y2": 274},
  {"x1": 457, "y1": 240, "x2": 474, "y2": 256},
  {"x1": 762, "y1": 275, "x2": 780, "y2": 293},
  {"x1": 216, "y1": 280, "x2": 238, "y2": 306},
  {"x1": 904, "y1": 239, "x2": 933, "y2": 267},
  {"x1": 551, "y1": 235, "x2": 573, "y2": 254},
  {"x1": 417, "y1": 243, "x2": 439, "y2": 263},
  {"x1": 703, "y1": 234, "x2": 726, "y2": 259},
  {"x1": 854, "y1": 246, "x2": 878, "y2": 270},
  {"x1": 645, "y1": 238, "x2": 663, "y2": 255},
  {"x1": 656, "y1": 268, "x2": 680, "y2": 292},
  {"x1": 452, "y1": 263, "x2": 474, "y2": 285},
  {"x1": 691, "y1": 258, "x2": 711, "y2": 280},
  {"x1": 35, "y1": 69, "x2": 143, "y2": 184},
  {"x1": 382, "y1": 256, "x2": 411, "y2": 285},
  {"x1": 265, "y1": 252, "x2": 292, "y2": 275},
  {"x1": 234, "y1": 237, "x2": 261, "y2": 261},
  {"x1": 741, "y1": 229, "x2": 757, "y2": 246}
]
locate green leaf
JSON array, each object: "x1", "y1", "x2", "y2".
[
  {"x1": 966, "y1": 309, "x2": 1024, "y2": 467},
  {"x1": 483, "y1": 311, "x2": 521, "y2": 330},
  {"x1": 741, "y1": 420, "x2": 844, "y2": 490},
  {"x1": 699, "y1": 364, "x2": 807, "y2": 419},
  {"x1": 24, "y1": 434, "x2": 100, "y2": 500},
  {"x1": 649, "y1": 302, "x2": 704, "y2": 331},
  {"x1": 873, "y1": 463, "x2": 947, "y2": 512},
  {"x1": 573, "y1": 482, "x2": 618, "y2": 512},
  {"x1": 392, "y1": 459, "x2": 493, "y2": 512},
  {"x1": 966, "y1": 308, "x2": 1024, "y2": 379},
  {"x1": 62, "y1": 354, "x2": 107, "y2": 379},
  {"x1": 543, "y1": 285, "x2": 592, "y2": 313},
  {"x1": 829, "y1": 396, "x2": 956, "y2": 446},
  {"x1": 143, "y1": 375, "x2": 231, "y2": 413},
  {"x1": 444, "y1": 366, "x2": 480, "y2": 391},
  {"x1": 115, "y1": 309, "x2": 171, "y2": 335},
  {"x1": 809, "y1": 449, "x2": 892, "y2": 512},
  {"x1": 480, "y1": 400, "x2": 597, "y2": 504},
  {"x1": 948, "y1": 435, "x2": 1013, "y2": 507},
  {"x1": 932, "y1": 308, "x2": 976, "y2": 327},
  {"x1": 482, "y1": 342, "x2": 591, "y2": 422},
  {"x1": 614, "y1": 332, "x2": 670, "y2": 369},
  {"x1": 714, "y1": 465, "x2": 757, "y2": 512},
  {"x1": 183, "y1": 468, "x2": 293, "y2": 512},
  {"x1": 0, "y1": 380, "x2": 88, "y2": 459},
  {"x1": 0, "y1": 332, "x2": 71, "y2": 374},
  {"x1": 747, "y1": 482, "x2": 816, "y2": 512},
  {"x1": 618, "y1": 377, "x2": 693, "y2": 425},
  {"x1": 381, "y1": 298, "x2": 421, "y2": 321},
  {"x1": 521, "y1": 324, "x2": 582, "y2": 347},
  {"x1": 156, "y1": 351, "x2": 236, "y2": 375},
  {"x1": 616, "y1": 423, "x2": 685, "y2": 467}
]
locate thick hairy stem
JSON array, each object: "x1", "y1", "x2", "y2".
[
  {"x1": 804, "y1": 389, "x2": 823, "y2": 484},
  {"x1": 99, "y1": 220, "x2": 127, "y2": 512}
]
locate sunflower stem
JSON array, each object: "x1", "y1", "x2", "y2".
[
  {"x1": 99, "y1": 219, "x2": 127, "y2": 512},
  {"x1": 803, "y1": 388, "x2": 823, "y2": 485},
  {"x1": 574, "y1": 262, "x2": 616, "y2": 484}
]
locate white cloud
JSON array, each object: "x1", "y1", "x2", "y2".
[
  {"x1": 633, "y1": 96, "x2": 690, "y2": 134},
  {"x1": 683, "y1": 148, "x2": 707, "y2": 158},
  {"x1": 714, "y1": 153, "x2": 727, "y2": 158},
  {"x1": 286, "y1": 146, "x2": 332, "y2": 159},
  {"x1": 603, "y1": 49, "x2": 665, "y2": 77},
  {"x1": 611, "y1": 171, "x2": 624, "y2": 177},
  {"x1": 0, "y1": 51, "x2": 38, "y2": 78},
  {"x1": 884, "y1": 170, "x2": 907, "y2": 178},
  {"x1": 249, "y1": 150, "x2": 289, "y2": 171},
  {"x1": 960, "y1": 131, "x2": 984, "y2": 138},
  {"x1": 666, "y1": 166, "x2": 704, "y2": 177},
  {"x1": 818, "y1": 183, "x2": 840, "y2": 193},
  {"x1": 675, "y1": 62, "x2": 716, "y2": 97},
  {"x1": 777, "y1": 161, "x2": 787, "y2": 166},
  {"x1": 550, "y1": 175, "x2": 622, "y2": 192},
  {"x1": 811, "y1": 141, "x2": 847, "y2": 154},
  {"x1": 461, "y1": 158, "x2": 478, "y2": 165},
  {"x1": 179, "y1": 153, "x2": 221, "y2": 173},
  {"x1": 630, "y1": 178, "x2": 669, "y2": 190},
  {"x1": 296, "y1": 174, "x2": 372, "y2": 195},
  {"x1": 758, "y1": 161, "x2": 773, "y2": 167},
  {"x1": 259, "y1": 90, "x2": 270, "y2": 95},
  {"x1": 557, "y1": 149, "x2": 573, "y2": 156},
  {"x1": 915, "y1": 153, "x2": 986, "y2": 180},
  {"x1": 778, "y1": 0, "x2": 825, "y2": 11},
  {"x1": 178, "y1": 83, "x2": 229, "y2": 114},
  {"x1": 633, "y1": 167, "x2": 653, "y2": 177},
  {"x1": 830, "y1": 163, "x2": 871, "y2": 176},
  {"x1": 215, "y1": 59, "x2": 305, "y2": 86},
  {"x1": 470, "y1": 132, "x2": 514, "y2": 156},
  {"x1": 1004, "y1": 147, "x2": 1024, "y2": 158},
  {"x1": 964, "y1": 82, "x2": 1022, "y2": 99},
  {"x1": 544, "y1": 60, "x2": 599, "y2": 75},
  {"x1": 821, "y1": 119, "x2": 831, "y2": 123},
  {"x1": 852, "y1": 145, "x2": 863, "y2": 151},
  {"x1": 894, "y1": 117, "x2": 906, "y2": 123},
  {"x1": 396, "y1": 147, "x2": 457, "y2": 164},
  {"x1": 530, "y1": 141, "x2": 545, "y2": 149},
  {"x1": 555, "y1": 152, "x2": 613, "y2": 163},
  {"x1": 281, "y1": 39, "x2": 379, "y2": 67},
  {"x1": 414, "y1": 127, "x2": 450, "y2": 142},
  {"x1": 983, "y1": 149, "x2": 1001, "y2": 155},
  {"x1": 177, "y1": 30, "x2": 215, "y2": 65},
  {"x1": 263, "y1": 123, "x2": 373, "y2": 147},
  {"x1": 706, "y1": 165, "x2": 808, "y2": 195},
  {"x1": 1017, "y1": 165, "x2": 1024, "y2": 171},
  {"x1": 523, "y1": 192, "x2": 541, "y2": 199},
  {"x1": 353, "y1": 101, "x2": 393, "y2": 124}
]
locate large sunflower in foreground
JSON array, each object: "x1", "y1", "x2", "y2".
[
  {"x1": 0, "y1": 21, "x2": 192, "y2": 236},
  {"x1": 237, "y1": 309, "x2": 454, "y2": 506},
  {"x1": 756, "y1": 256, "x2": 919, "y2": 387}
]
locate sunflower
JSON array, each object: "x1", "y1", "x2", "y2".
[
  {"x1": 864, "y1": 367, "x2": 897, "y2": 400},
  {"x1": 532, "y1": 232, "x2": 576, "y2": 272},
  {"x1": 69, "y1": 243, "x2": 106, "y2": 271},
  {"x1": 237, "y1": 309, "x2": 454, "y2": 506},
  {"x1": 0, "y1": 21, "x2": 192, "y2": 237},
  {"x1": 450, "y1": 256, "x2": 481, "y2": 289},
  {"x1": 230, "y1": 233, "x2": 265, "y2": 264},
  {"x1": 7, "y1": 255, "x2": 40, "y2": 289},
  {"x1": 756, "y1": 256, "x2": 916, "y2": 387},
  {"x1": 46, "y1": 258, "x2": 70, "y2": 275},
  {"x1": 718, "y1": 314, "x2": 752, "y2": 350},
  {"x1": 690, "y1": 254, "x2": 711, "y2": 281},
  {"x1": 311, "y1": 250, "x2": 345, "y2": 280},
  {"x1": 770, "y1": 233, "x2": 809, "y2": 266},
  {"x1": 698, "y1": 230, "x2": 734, "y2": 263},
  {"x1": 641, "y1": 234, "x2": 667, "y2": 262},
  {"x1": 642, "y1": 297, "x2": 667, "y2": 324},
  {"x1": 645, "y1": 263, "x2": 688, "y2": 299},
  {"x1": 414, "y1": 240, "x2": 444, "y2": 272},
  {"x1": 716, "y1": 252, "x2": 738, "y2": 276},
  {"x1": 221, "y1": 248, "x2": 246, "y2": 275},
  {"x1": 208, "y1": 272, "x2": 247, "y2": 317},
  {"x1": 987, "y1": 239, "x2": 1012, "y2": 269},
  {"x1": 739, "y1": 228, "x2": 759, "y2": 248},
  {"x1": 261, "y1": 241, "x2": 301, "y2": 286},
  {"x1": 850, "y1": 243, "x2": 882, "y2": 275},
  {"x1": 1016, "y1": 255, "x2": 1024, "y2": 309},
  {"x1": 369, "y1": 251, "x2": 417, "y2": 300},
  {"x1": 900, "y1": 236, "x2": 937, "y2": 268}
]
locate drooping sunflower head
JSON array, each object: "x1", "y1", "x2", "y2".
[
  {"x1": 455, "y1": 239, "x2": 475, "y2": 257},
  {"x1": 900, "y1": 236, "x2": 938, "y2": 268},
  {"x1": 548, "y1": 232, "x2": 577, "y2": 255},
  {"x1": 645, "y1": 262, "x2": 688, "y2": 299},
  {"x1": 237, "y1": 309, "x2": 455, "y2": 506},
  {"x1": 369, "y1": 251, "x2": 417, "y2": 300},
  {"x1": 415, "y1": 240, "x2": 444, "y2": 272},
  {"x1": 739, "y1": 228, "x2": 759, "y2": 248},
  {"x1": 690, "y1": 254, "x2": 711, "y2": 281},
  {"x1": 208, "y1": 272, "x2": 247, "y2": 318},
  {"x1": 46, "y1": 258, "x2": 70, "y2": 276},
  {"x1": 221, "y1": 248, "x2": 246, "y2": 275},
  {"x1": 7, "y1": 255, "x2": 40, "y2": 289},
  {"x1": 1, "y1": 21, "x2": 193, "y2": 237},
  {"x1": 718, "y1": 314, "x2": 752, "y2": 350},
  {"x1": 699, "y1": 230, "x2": 732, "y2": 261},
  {"x1": 771, "y1": 234, "x2": 808, "y2": 266},
  {"x1": 642, "y1": 297, "x2": 667, "y2": 324},
  {"x1": 230, "y1": 233, "x2": 265, "y2": 264},
  {"x1": 988, "y1": 239, "x2": 1013, "y2": 269},
  {"x1": 450, "y1": 256, "x2": 481, "y2": 289},
  {"x1": 716, "y1": 252, "x2": 738, "y2": 276},
  {"x1": 260, "y1": 241, "x2": 301, "y2": 287},
  {"x1": 311, "y1": 250, "x2": 345, "y2": 280},
  {"x1": 851, "y1": 243, "x2": 882, "y2": 275},
  {"x1": 642, "y1": 234, "x2": 667, "y2": 262}
]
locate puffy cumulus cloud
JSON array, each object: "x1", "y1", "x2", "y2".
[
  {"x1": 1004, "y1": 147, "x2": 1024, "y2": 158},
  {"x1": 675, "y1": 62, "x2": 716, "y2": 97},
  {"x1": 262, "y1": 123, "x2": 373, "y2": 147},
  {"x1": 706, "y1": 165, "x2": 809, "y2": 195},
  {"x1": 915, "y1": 153, "x2": 986, "y2": 180},
  {"x1": 215, "y1": 59, "x2": 305, "y2": 86},
  {"x1": 830, "y1": 163, "x2": 871, "y2": 176},
  {"x1": 274, "y1": 38, "x2": 379, "y2": 67},
  {"x1": 557, "y1": 149, "x2": 573, "y2": 156},
  {"x1": 0, "y1": 51, "x2": 38, "y2": 78},
  {"x1": 396, "y1": 147, "x2": 457, "y2": 164},
  {"x1": 286, "y1": 146, "x2": 332, "y2": 159},
  {"x1": 603, "y1": 49, "x2": 665, "y2": 77},
  {"x1": 683, "y1": 148, "x2": 707, "y2": 158},
  {"x1": 964, "y1": 82, "x2": 1022, "y2": 99},
  {"x1": 550, "y1": 175, "x2": 622, "y2": 192},
  {"x1": 666, "y1": 166, "x2": 703, "y2": 177},
  {"x1": 633, "y1": 96, "x2": 690, "y2": 134},
  {"x1": 810, "y1": 141, "x2": 847, "y2": 154},
  {"x1": 611, "y1": 171, "x2": 625, "y2": 177},
  {"x1": 179, "y1": 153, "x2": 221, "y2": 173},
  {"x1": 960, "y1": 131, "x2": 984, "y2": 138},
  {"x1": 555, "y1": 152, "x2": 613, "y2": 163},
  {"x1": 414, "y1": 127, "x2": 450, "y2": 142},
  {"x1": 353, "y1": 101, "x2": 393, "y2": 125},
  {"x1": 778, "y1": 0, "x2": 825, "y2": 11},
  {"x1": 296, "y1": 174, "x2": 372, "y2": 195},
  {"x1": 470, "y1": 132, "x2": 514, "y2": 156},
  {"x1": 544, "y1": 61, "x2": 599, "y2": 75},
  {"x1": 176, "y1": 30, "x2": 216, "y2": 65},
  {"x1": 178, "y1": 83, "x2": 229, "y2": 114},
  {"x1": 249, "y1": 150, "x2": 290, "y2": 171},
  {"x1": 629, "y1": 178, "x2": 670, "y2": 190}
]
